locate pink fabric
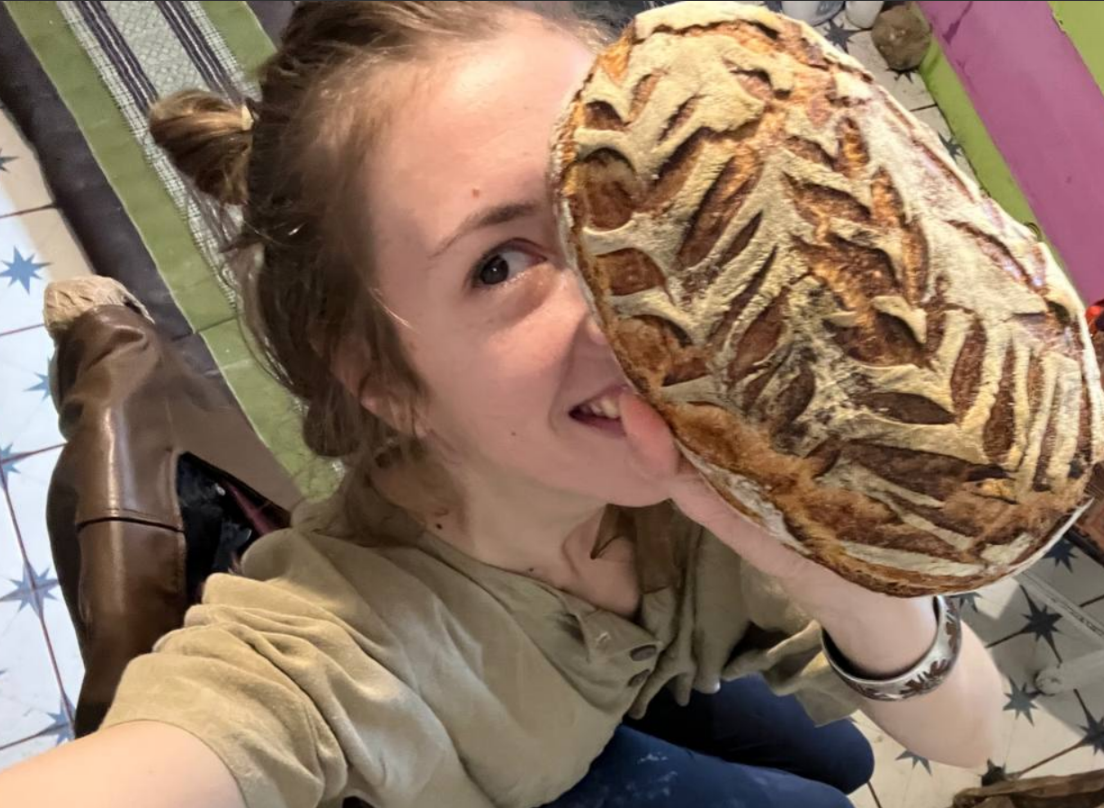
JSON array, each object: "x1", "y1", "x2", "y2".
[
  {"x1": 920, "y1": 0, "x2": 1104, "y2": 302},
  {"x1": 226, "y1": 481, "x2": 286, "y2": 536}
]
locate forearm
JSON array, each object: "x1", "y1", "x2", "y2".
[
  {"x1": 0, "y1": 722, "x2": 245, "y2": 808},
  {"x1": 794, "y1": 589, "x2": 1004, "y2": 769}
]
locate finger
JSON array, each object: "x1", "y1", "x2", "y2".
[
  {"x1": 665, "y1": 466, "x2": 773, "y2": 547},
  {"x1": 619, "y1": 392, "x2": 680, "y2": 480}
]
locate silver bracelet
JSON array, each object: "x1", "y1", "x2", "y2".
[{"x1": 821, "y1": 595, "x2": 963, "y2": 702}]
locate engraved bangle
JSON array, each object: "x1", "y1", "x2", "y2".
[{"x1": 821, "y1": 594, "x2": 963, "y2": 702}]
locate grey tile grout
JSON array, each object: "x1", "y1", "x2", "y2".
[
  {"x1": 0, "y1": 443, "x2": 65, "y2": 473},
  {"x1": 0, "y1": 734, "x2": 43, "y2": 755},
  {"x1": 1, "y1": 444, "x2": 74, "y2": 730},
  {"x1": 1080, "y1": 592, "x2": 1104, "y2": 609},
  {"x1": 950, "y1": 577, "x2": 1103, "y2": 792},
  {"x1": 1010, "y1": 739, "x2": 1085, "y2": 779},
  {"x1": 0, "y1": 717, "x2": 71, "y2": 755},
  {"x1": 0, "y1": 203, "x2": 56, "y2": 222},
  {"x1": 866, "y1": 782, "x2": 883, "y2": 808},
  {"x1": 0, "y1": 322, "x2": 45, "y2": 340}
]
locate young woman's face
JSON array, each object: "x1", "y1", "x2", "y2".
[{"x1": 365, "y1": 16, "x2": 668, "y2": 507}]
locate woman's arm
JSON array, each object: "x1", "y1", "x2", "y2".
[
  {"x1": 785, "y1": 585, "x2": 1004, "y2": 769},
  {"x1": 0, "y1": 721, "x2": 245, "y2": 808},
  {"x1": 620, "y1": 394, "x2": 1005, "y2": 769}
]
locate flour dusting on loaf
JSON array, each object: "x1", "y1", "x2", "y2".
[{"x1": 552, "y1": 1, "x2": 1104, "y2": 595}]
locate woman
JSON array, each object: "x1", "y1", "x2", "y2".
[{"x1": 0, "y1": 3, "x2": 1003, "y2": 807}]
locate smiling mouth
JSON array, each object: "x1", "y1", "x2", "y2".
[{"x1": 569, "y1": 391, "x2": 625, "y2": 435}]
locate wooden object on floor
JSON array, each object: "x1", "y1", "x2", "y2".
[{"x1": 952, "y1": 769, "x2": 1104, "y2": 808}]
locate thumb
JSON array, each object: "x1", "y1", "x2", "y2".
[{"x1": 619, "y1": 392, "x2": 681, "y2": 481}]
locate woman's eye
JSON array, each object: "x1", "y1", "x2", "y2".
[{"x1": 473, "y1": 248, "x2": 541, "y2": 288}]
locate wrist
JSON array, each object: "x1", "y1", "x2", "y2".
[{"x1": 810, "y1": 593, "x2": 939, "y2": 678}]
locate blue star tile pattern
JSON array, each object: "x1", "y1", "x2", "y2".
[
  {"x1": 952, "y1": 591, "x2": 982, "y2": 613},
  {"x1": 0, "y1": 563, "x2": 59, "y2": 619},
  {"x1": 38, "y1": 695, "x2": 74, "y2": 745},
  {"x1": 1043, "y1": 538, "x2": 1078, "y2": 572},
  {"x1": 41, "y1": 720, "x2": 74, "y2": 745},
  {"x1": 1075, "y1": 693, "x2": 1104, "y2": 755},
  {"x1": 821, "y1": 18, "x2": 858, "y2": 53},
  {"x1": 939, "y1": 131, "x2": 964, "y2": 162},
  {"x1": 29, "y1": 564, "x2": 58, "y2": 599},
  {"x1": 0, "y1": 444, "x2": 21, "y2": 490},
  {"x1": 0, "y1": 148, "x2": 16, "y2": 172},
  {"x1": 1003, "y1": 679, "x2": 1039, "y2": 725},
  {"x1": 0, "y1": 247, "x2": 50, "y2": 293},
  {"x1": 25, "y1": 372, "x2": 51, "y2": 402},
  {"x1": 0, "y1": 443, "x2": 19, "y2": 465},
  {"x1": 988, "y1": 588, "x2": 1063, "y2": 659},
  {"x1": 1018, "y1": 589, "x2": 1064, "y2": 659},
  {"x1": 765, "y1": 0, "x2": 783, "y2": 11},
  {"x1": 896, "y1": 749, "x2": 933, "y2": 775}
]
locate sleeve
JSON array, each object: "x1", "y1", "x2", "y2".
[
  {"x1": 100, "y1": 571, "x2": 492, "y2": 808},
  {"x1": 684, "y1": 528, "x2": 864, "y2": 727}
]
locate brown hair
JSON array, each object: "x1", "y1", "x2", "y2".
[{"x1": 149, "y1": 1, "x2": 614, "y2": 530}]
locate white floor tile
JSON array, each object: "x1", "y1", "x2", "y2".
[
  {"x1": 0, "y1": 732, "x2": 63, "y2": 773},
  {"x1": 958, "y1": 576, "x2": 1104, "y2": 780},
  {"x1": 0, "y1": 328, "x2": 62, "y2": 457},
  {"x1": 1084, "y1": 596, "x2": 1104, "y2": 624},
  {"x1": 854, "y1": 712, "x2": 913, "y2": 808},
  {"x1": 858, "y1": 574, "x2": 1104, "y2": 807},
  {"x1": 0, "y1": 494, "x2": 23, "y2": 589},
  {"x1": 849, "y1": 783, "x2": 879, "y2": 808},
  {"x1": 1021, "y1": 537, "x2": 1104, "y2": 609},
  {"x1": 988, "y1": 636, "x2": 1099, "y2": 775},
  {"x1": 0, "y1": 207, "x2": 93, "y2": 335},
  {"x1": 4, "y1": 448, "x2": 62, "y2": 582},
  {"x1": 0, "y1": 108, "x2": 53, "y2": 218},
  {"x1": 0, "y1": 600, "x2": 64, "y2": 746}
]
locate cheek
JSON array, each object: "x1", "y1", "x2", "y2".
[{"x1": 410, "y1": 294, "x2": 579, "y2": 434}]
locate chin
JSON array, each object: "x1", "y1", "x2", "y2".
[{"x1": 567, "y1": 476, "x2": 670, "y2": 509}]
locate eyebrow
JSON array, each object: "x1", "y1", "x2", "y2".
[{"x1": 429, "y1": 200, "x2": 542, "y2": 260}]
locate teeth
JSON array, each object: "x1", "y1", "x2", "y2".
[{"x1": 580, "y1": 394, "x2": 621, "y2": 419}]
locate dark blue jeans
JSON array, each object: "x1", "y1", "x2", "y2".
[{"x1": 545, "y1": 675, "x2": 874, "y2": 807}]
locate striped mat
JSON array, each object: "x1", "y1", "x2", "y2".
[
  {"x1": 1, "y1": 0, "x2": 337, "y2": 497},
  {"x1": 58, "y1": 0, "x2": 253, "y2": 305}
]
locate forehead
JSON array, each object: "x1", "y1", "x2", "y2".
[{"x1": 368, "y1": 21, "x2": 596, "y2": 242}]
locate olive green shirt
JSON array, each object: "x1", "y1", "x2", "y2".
[{"x1": 102, "y1": 489, "x2": 861, "y2": 808}]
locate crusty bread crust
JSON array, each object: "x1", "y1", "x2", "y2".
[{"x1": 552, "y1": 1, "x2": 1104, "y2": 595}]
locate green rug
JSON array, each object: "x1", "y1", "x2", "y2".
[{"x1": 2, "y1": 0, "x2": 337, "y2": 498}]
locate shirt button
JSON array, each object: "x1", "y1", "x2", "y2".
[
  {"x1": 628, "y1": 670, "x2": 651, "y2": 688},
  {"x1": 630, "y1": 645, "x2": 657, "y2": 661}
]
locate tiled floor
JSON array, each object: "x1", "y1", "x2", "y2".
[
  {"x1": 846, "y1": 544, "x2": 1104, "y2": 808},
  {"x1": 1, "y1": 5, "x2": 1102, "y2": 807},
  {"x1": 1, "y1": 101, "x2": 90, "y2": 765}
]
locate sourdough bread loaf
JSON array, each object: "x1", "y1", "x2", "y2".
[{"x1": 551, "y1": 1, "x2": 1104, "y2": 595}]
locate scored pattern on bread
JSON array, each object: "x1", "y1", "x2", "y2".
[{"x1": 552, "y1": 1, "x2": 1104, "y2": 595}]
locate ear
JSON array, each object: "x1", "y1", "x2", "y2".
[{"x1": 331, "y1": 340, "x2": 426, "y2": 438}]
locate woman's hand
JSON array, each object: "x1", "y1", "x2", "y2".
[
  {"x1": 619, "y1": 391, "x2": 856, "y2": 599},
  {"x1": 620, "y1": 392, "x2": 1005, "y2": 767},
  {"x1": 619, "y1": 391, "x2": 938, "y2": 631},
  {"x1": 619, "y1": 389, "x2": 940, "y2": 670}
]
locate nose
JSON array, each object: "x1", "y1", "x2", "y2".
[
  {"x1": 562, "y1": 271, "x2": 609, "y2": 348},
  {"x1": 584, "y1": 310, "x2": 609, "y2": 347}
]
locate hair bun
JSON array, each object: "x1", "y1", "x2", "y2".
[{"x1": 148, "y1": 89, "x2": 253, "y2": 205}]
